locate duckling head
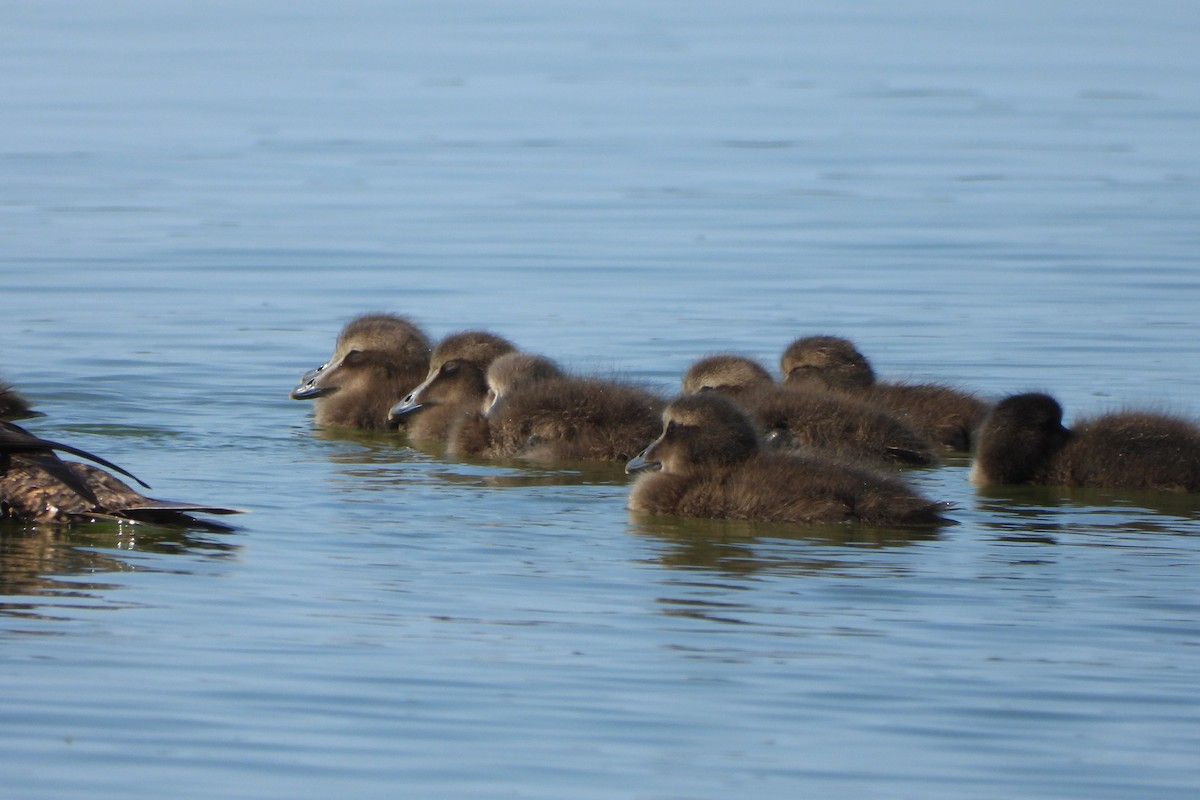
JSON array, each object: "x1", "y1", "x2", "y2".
[
  {"x1": 780, "y1": 335, "x2": 875, "y2": 390},
  {"x1": 969, "y1": 392, "x2": 1072, "y2": 486},
  {"x1": 483, "y1": 352, "x2": 563, "y2": 416},
  {"x1": 626, "y1": 393, "x2": 760, "y2": 475},
  {"x1": 681, "y1": 354, "x2": 774, "y2": 396},
  {"x1": 290, "y1": 313, "x2": 430, "y2": 401},
  {"x1": 389, "y1": 330, "x2": 516, "y2": 421}
]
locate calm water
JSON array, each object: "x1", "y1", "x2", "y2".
[{"x1": 3, "y1": 1, "x2": 1199, "y2": 798}]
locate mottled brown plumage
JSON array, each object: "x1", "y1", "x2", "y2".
[
  {"x1": 389, "y1": 330, "x2": 518, "y2": 443},
  {"x1": 2, "y1": 420, "x2": 240, "y2": 527},
  {"x1": 2, "y1": 419, "x2": 151, "y2": 508},
  {"x1": 1, "y1": 458, "x2": 242, "y2": 527},
  {"x1": 626, "y1": 393, "x2": 950, "y2": 526},
  {"x1": 682, "y1": 354, "x2": 937, "y2": 466},
  {"x1": 780, "y1": 335, "x2": 990, "y2": 451},
  {"x1": 970, "y1": 392, "x2": 1200, "y2": 493},
  {"x1": 291, "y1": 313, "x2": 432, "y2": 430},
  {"x1": 449, "y1": 352, "x2": 665, "y2": 462}
]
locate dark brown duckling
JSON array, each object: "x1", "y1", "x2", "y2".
[
  {"x1": 291, "y1": 313, "x2": 431, "y2": 430},
  {"x1": 682, "y1": 354, "x2": 937, "y2": 466},
  {"x1": 780, "y1": 335, "x2": 990, "y2": 451},
  {"x1": 388, "y1": 330, "x2": 518, "y2": 443},
  {"x1": 0, "y1": 380, "x2": 38, "y2": 421},
  {"x1": 1, "y1": 421, "x2": 242, "y2": 527},
  {"x1": 449, "y1": 352, "x2": 665, "y2": 462},
  {"x1": 969, "y1": 392, "x2": 1200, "y2": 493},
  {"x1": 625, "y1": 393, "x2": 949, "y2": 526}
]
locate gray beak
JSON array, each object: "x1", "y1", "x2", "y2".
[
  {"x1": 389, "y1": 392, "x2": 424, "y2": 420},
  {"x1": 625, "y1": 447, "x2": 661, "y2": 474},
  {"x1": 291, "y1": 362, "x2": 336, "y2": 400}
]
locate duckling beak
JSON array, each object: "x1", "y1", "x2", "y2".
[
  {"x1": 483, "y1": 393, "x2": 501, "y2": 418},
  {"x1": 290, "y1": 363, "x2": 335, "y2": 400},
  {"x1": 299, "y1": 363, "x2": 325, "y2": 384},
  {"x1": 388, "y1": 386, "x2": 427, "y2": 419},
  {"x1": 388, "y1": 392, "x2": 424, "y2": 421},
  {"x1": 625, "y1": 447, "x2": 661, "y2": 474},
  {"x1": 389, "y1": 370, "x2": 440, "y2": 421}
]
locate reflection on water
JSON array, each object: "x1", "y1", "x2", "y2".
[
  {"x1": 0, "y1": 520, "x2": 238, "y2": 622},
  {"x1": 312, "y1": 425, "x2": 636, "y2": 488},
  {"x1": 975, "y1": 484, "x2": 1200, "y2": 541},
  {"x1": 629, "y1": 512, "x2": 942, "y2": 577}
]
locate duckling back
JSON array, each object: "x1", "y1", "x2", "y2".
[
  {"x1": 451, "y1": 352, "x2": 664, "y2": 462},
  {"x1": 630, "y1": 451, "x2": 948, "y2": 526},
  {"x1": 475, "y1": 375, "x2": 665, "y2": 462},
  {"x1": 781, "y1": 335, "x2": 989, "y2": 450},
  {"x1": 1057, "y1": 411, "x2": 1200, "y2": 492},
  {"x1": 746, "y1": 386, "x2": 938, "y2": 466},
  {"x1": 683, "y1": 354, "x2": 938, "y2": 466},
  {"x1": 855, "y1": 383, "x2": 990, "y2": 452}
]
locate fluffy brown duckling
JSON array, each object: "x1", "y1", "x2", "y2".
[
  {"x1": 625, "y1": 393, "x2": 950, "y2": 526},
  {"x1": 291, "y1": 313, "x2": 431, "y2": 430},
  {"x1": 1, "y1": 380, "x2": 38, "y2": 421},
  {"x1": 780, "y1": 335, "x2": 990, "y2": 451},
  {"x1": 481, "y1": 352, "x2": 565, "y2": 416},
  {"x1": 969, "y1": 392, "x2": 1200, "y2": 493},
  {"x1": 449, "y1": 352, "x2": 665, "y2": 462},
  {"x1": 682, "y1": 354, "x2": 938, "y2": 466},
  {"x1": 389, "y1": 330, "x2": 518, "y2": 443},
  {"x1": 1, "y1": 421, "x2": 242, "y2": 527}
]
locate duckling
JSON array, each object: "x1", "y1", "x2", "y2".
[
  {"x1": 291, "y1": 313, "x2": 431, "y2": 430},
  {"x1": 449, "y1": 352, "x2": 665, "y2": 462},
  {"x1": 780, "y1": 335, "x2": 990, "y2": 451},
  {"x1": 969, "y1": 392, "x2": 1200, "y2": 493},
  {"x1": 625, "y1": 393, "x2": 949, "y2": 526},
  {"x1": 682, "y1": 354, "x2": 937, "y2": 466},
  {"x1": 447, "y1": 352, "x2": 562, "y2": 457},
  {"x1": 388, "y1": 330, "x2": 518, "y2": 443},
  {"x1": 1, "y1": 421, "x2": 242, "y2": 527},
  {"x1": 0, "y1": 380, "x2": 38, "y2": 421},
  {"x1": 481, "y1": 352, "x2": 565, "y2": 416}
]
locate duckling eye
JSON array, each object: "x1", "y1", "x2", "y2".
[
  {"x1": 342, "y1": 349, "x2": 365, "y2": 366},
  {"x1": 697, "y1": 385, "x2": 714, "y2": 393},
  {"x1": 441, "y1": 360, "x2": 461, "y2": 375}
]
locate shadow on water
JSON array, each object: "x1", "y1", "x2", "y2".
[
  {"x1": 627, "y1": 511, "x2": 945, "y2": 577},
  {"x1": 972, "y1": 484, "x2": 1200, "y2": 544},
  {"x1": 308, "y1": 425, "x2": 636, "y2": 488},
  {"x1": 0, "y1": 520, "x2": 239, "y2": 623}
]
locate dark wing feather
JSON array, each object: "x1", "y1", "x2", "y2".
[{"x1": 0, "y1": 421, "x2": 150, "y2": 489}]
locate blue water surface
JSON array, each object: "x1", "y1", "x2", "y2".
[{"x1": 2, "y1": 1, "x2": 1199, "y2": 798}]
